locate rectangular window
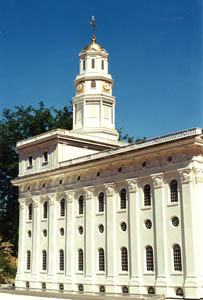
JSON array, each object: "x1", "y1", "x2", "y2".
[
  {"x1": 28, "y1": 156, "x2": 33, "y2": 167},
  {"x1": 43, "y1": 152, "x2": 48, "y2": 163}
]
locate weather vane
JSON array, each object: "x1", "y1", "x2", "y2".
[{"x1": 89, "y1": 16, "x2": 97, "y2": 42}]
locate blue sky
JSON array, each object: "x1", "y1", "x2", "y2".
[{"x1": 0, "y1": 0, "x2": 202, "y2": 139}]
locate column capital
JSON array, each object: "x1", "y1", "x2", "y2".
[
  {"x1": 48, "y1": 193, "x2": 56, "y2": 205},
  {"x1": 193, "y1": 168, "x2": 203, "y2": 183},
  {"x1": 18, "y1": 198, "x2": 26, "y2": 209},
  {"x1": 83, "y1": 187, "x2": 93, "y2": 200},
  {"x1": 65, "y1": 191, "x2": 74, "y2": 202},
  {"x1": 179, "y1": 168, "x2": 192, "y2": 183},
  {"x1": 32, "y1": 196, "x2": 40, "y2": 208},
  {"x1": 152, "y1": 174, "x2": 164, "y2": 188},
  {"x1": 126, "y1": 178, "x2": 138, "y2": 193},
  {"x1": 105, "y1": 183, "x2": 115, "y2": 197}
]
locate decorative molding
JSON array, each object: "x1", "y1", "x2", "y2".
[
  {"x1": 179, "y1": 168, "x2": 193, "y2": 183},
  {"x1": 193, "y1": 168, "x2": 203, "y2": 183},
  {"x1": 83, "y1": 188, "x2": 93, "y2": 200},
  {"x1": 126, "y1": 179, "x2": 138, "y2": 193},
  {"x1": 152, "y1": 174, "x2": 164, "y2": 188},
  {"x1": 65, "y1": 191, "x2": 74, "y2": 203},
  {"x1": 105, "y1": 183, "x2": 115, "y2": 197},
  {"x1": 32, "y1": 196, "x2": 40, "y2": 208}
]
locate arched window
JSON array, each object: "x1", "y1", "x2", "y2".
[
  {"x1": 176, "y1": 288, "x2": 184, "y2": 297},
  {"x1": 91, "y1": 58, "x2": 95, "y2": 68},
  {"x1": 27, "y1": 250, "x2": 31, "y2": 270},
  {"x1": 144, "y1": 185, "x2": 151, "y2": 206},
  {"x1": 60, "y1": 198, "x2": 65, "y2": 217},
  {"x1": 98, "y1": 248, "x2": 105, "y2": 271},
  {"x1": 43, "y1": 201, "x2": 48, "y2": 219},
  {"x1": 59, "y1": 249, "x2": 64, "y2": 271},
  {"x1": 98, "y1": 192, "x2": 104, "y2": 212},
  {"x1": 78, "y1": 249, "x2": 83, "y2": 271},
  {"x1": 146, "y1": 246, "x2": 154, "y2": 271},
  {"x1": 78, "y1": 196, "x2": 83, "y2": 215},
  {"x1": 121, "y1": 247, "x2": 128, "y2": 271},
  {"x1": 83, "y1": 60, "x2": 85, "y2": 71},
  {"x1": 91, "y1": 80, "x2": 96, "y2": 88},
  {"x1": 28, "y1": 203, "x2": 32, "y2": 220},
  {"x1": 101, "y1": 60, "x2": 104, "y2": 70},
  {"x1": 173, "y1": 244, "x2": 182, "y2": 271},
  {"x1": 170, "y1": 180, "x2": 178, "y2": 202},
  {"x1": 42, "y1": 250, "x2": 47, "y2": 271},
  {"x1": 120, "y1": 189, "x2": 126, "y2": 209}
]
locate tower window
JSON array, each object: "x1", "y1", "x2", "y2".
[
  {"x1": 28, "y1": 203, "x2": 32, "y2": 221},
  {"x1": 60, "y1": 198, "x2": 65, "y2": 217},
  {"x1": 78, "y1": 249, "x2": 83, "y2": 271},
  {"x1": 42, "y1": 250, "x2": 47, "y2": 271},
  {"x1": 98, "y1": 192, "x2": 104, "y2": 212},
  {"x1": 91, "y1": 80, "x2": 96, "y2": 88},
  {"x1": 78, "y1": 196, "x2": 83, "y2": 215},
  {"x1": 43, "y1": 152, "x2": 48, "y2": 163},
  {"x1": 91, "y1": 58, "x2": 95, "y2": 68},
  {"x1": 120, "y1": 188, "x2": 126, "y2": 209},
  {"x1": 121, "y1": 247, "x2": 128, "y2": 271},
  {"x1": 83, "y1": 60, "x2": 85, "y2": 70},
  {"x1": 173, "y1": 244, "x2": 182, "y2": 271},
  {"x1": 144, "y1": 184, "x2": 151, "y2": 206},
  {"x1": 43, "y1": 201, "x2": 48, "y2": 219},
  {"x1": 59, "y1": 249, "x2": 64, "y2": 271},
  {"x1": 101, "y1": 60, "x2": 104, "y2": 70},
  {"x1": 28, "y1": 156, "x2": 33, "y2": 167},
  {"x1": 27, "y1": 250, "x2": 31, "y2": 270},
  {"x1": 98, "y1": 248, "x2": 105, "y2": 271},
  {"x1": 170, "y1": 180, "x2": 178, "y2": 202},
  {"x1": 146, "y1": 246, "x2": 154, "y2": 271}
]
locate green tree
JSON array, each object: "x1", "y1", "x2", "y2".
[{"x1": 0, "y1": 102, "x2": 73, "y2": 253}]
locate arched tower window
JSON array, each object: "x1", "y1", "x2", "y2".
[
  {"x1": 59, "y1": 249, "x2": 64, "y2": 271},
  {"x1": 78, "y1": 196, "x2": 83, "y2": 215},
  {"x1": 170, "y1": 180, "x2": 178, "y2": 202},
  {"x1": 78, "y1": 249, "x2": 83, "y2": 271},
  {"x1": 120, "y1": 189, "x2": 126, "y2": 209},
  {"x1": 144, "y1": 184, "x2": 151, "y2": 206},
  {"x1": 83, "y1": 60, "x2": 85, "y2": 71},
  {"x1": 27, "y1": 250, "x2": 31, "y2": 270},
  {"x1": 146, "y1": 246, "x2": 154, "y2": 271},
  {"x1": 121, "y1": 247, "x2": 128, "y2": 271},
  {"x1": 98, "y1": 248, "x2": 105, "y2": 271},
  {"x1": 60, "y1": 198, "x2": 65, "y2": 217},
  {"x1": 28, "y1": 203, "x2": 32, "y2": 220},
  {"x1": 98, "y1": 192, "x2": 104, "y2": 212},
  {"x1": 101, "y1": 60, "x2": 104, "y2": 70},
  {"x1": 173, "y1": 244, "x2": 182, "y2": 271},
  {"x1": 91, "y1": 80, "x2": 96, "y2": 88},
  {"x1": 91, "y1": 58, "x2": 95, "y2": 68},
  {"x1": 43, "y1": 201, "x2": 48, "y2": 219},
  {"x1": 42, "y1": 250, "x2": 47, "y2": 271}
]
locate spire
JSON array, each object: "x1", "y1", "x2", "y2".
[{"x1": 89, "y1": 16, "x2": 97, "y2": 44}]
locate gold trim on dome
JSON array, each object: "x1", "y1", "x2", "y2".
[
  {"x1": 83, "y1": 42, "x2": 103, "y2": 51},
  {"x1": 76, "y1": 82, "x2": 84, "y2": 94},
  {"x1": 103, "y1": 81, "x2": 111, "y2": 93}
]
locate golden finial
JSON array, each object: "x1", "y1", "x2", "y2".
[{"x1": 89, "y1": 16, "x2": 97, "y2": 43}]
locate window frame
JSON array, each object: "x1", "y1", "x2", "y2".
[
  {"x1": 145, "y1": 245, "x2": 154, "y2": 271},
  {"x1": 121, "y1": 247, "x2": 128, "y2": 272},
  {"x1": 143, "y1": 184, "x2": 151, "y2": 206},
  {"x1": 173, "y1": 244, "x2": 182, "y2": 271},
  {"x1": 120, "y1": 189, "x2": 127, "y2": 210},
  {"x1": 98, "y1": 248, "x2": 105, "y2": 272},
  {"x1": 59, "y1": 249, "x2": 64, "y2": 272},
  {"x1": 170, "y1": 179, "x2": 178, "y2": 203}
]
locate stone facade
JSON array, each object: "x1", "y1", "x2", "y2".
[{"x1": 12, "y1": 31, "x2": 203, "y2": 299}]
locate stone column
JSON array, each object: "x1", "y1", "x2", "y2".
[
  {"x1": 16, "y1": 198, "x2": 26, "y2": 283},
  {"x1": 152, "y1": 174, "x2": 168, "y2": 290},
  {"x1": 48, "y1": 193, "x2": 57, "y2": 278},
  {"x1": 32, "y1": 196, "x2": 40, "y2": 278},
  {"x1": 180, "y1": 168, "x2": 199, "y2": 298},
  {"x1": 83, "y1": 187, "x2": 93, "y2": 283},
  {"x1": 126, "y1": 179, "x2": 140, "y2": 286},
  {"x1": 105, "y1": 183, "x2": 115, "y2": 281},
  {"x1": 65, "y1": 192, "x2": 74, "y2": 278}
]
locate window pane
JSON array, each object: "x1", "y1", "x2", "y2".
[
  {"x1": 144, "y1": 185, "x2": 151, "y2": 206},
  {"x1": 78, "y1": 196, "x2": 83, "y2": 215},
  {"x1": 121, "y1": 247, "x2": 128, "y2": 271},
  {"x1": 43, "y1": 201, "x2": 48, "y2": 219},
  {"x1": 99, "y1": 248, "x2": 105, "y2": 271},
  {"x1": 78, "y1": 249, "x2": 83, "y2": 271},
  {"x1": 59, "y1": 250, "x2": 64, "y2": 271},
  {"x1": 173, "y1": 244, "x2": 182, "y2": 271},
  {"x1": 120, "y1": 189, "x2": 126, "y2": 209},
  {"x1": 60, "y1": 199, "x2": 65, "y2": 217},
  {"x1": 170, "y1": 180, "x2": 178, "y2": 202},
  {"x1": 98, "y1": 192, "x2": 104, "y2": 212},
  {"x1": 146, "y1": 246, "x2": 154, "y2": 271}
]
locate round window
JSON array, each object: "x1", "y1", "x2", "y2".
[
  {"x1": 60, "y1": 228, "x2": 64, "y2": 236},
  {"x1": 78, "y1": 226, "x2": 83, "y2": 234},
  {"x1": 98, "y1": 224, "x2": 104, "y2": 233},
  {"x1": 28, "y1": 230, "x2": 32, "y2": 238},
  {"x1": 145, "y1": 219, "x2": 152, "y2": 229},
  {"x1": 43, "y1": 229, "x2": 47, "y2": 237},
  {"x1": 121, "y1": 222, "x2": 127, "y2": 231},
  {"x1": 172, "y1": 216, "x2": 179, "y2": 227}
]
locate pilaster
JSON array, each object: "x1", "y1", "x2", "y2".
[
  {"x1": 65, "y1": 192, "x2": 74, "y2": 279},
  {"x1": 48, "y1": 193, "x2": 57, "y2": 277},
  {"x1": 32, "y1": 196, "x2": 40, "y2": 278}
]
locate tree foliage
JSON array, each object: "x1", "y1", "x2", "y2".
[
  {"x1": 0, "y1": 235, "x2": 17, "y2": 282},
  {"x1": 0, "y1": 102, "x2": 73, "y2": 253}
]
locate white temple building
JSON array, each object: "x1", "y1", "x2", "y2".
[{"x1": 12, "y1": 19, "x2": 203, "y2": 300}]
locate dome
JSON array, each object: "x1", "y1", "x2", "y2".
[{"x1": 83, "y1": 41, "x2": 103, "y2": 52}]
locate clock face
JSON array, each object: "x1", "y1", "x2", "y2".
[
  {"x1": 77, "y1": 83, "x2": 83, "y2": 91},
  {"x1": 103, "y1": 82, "x2": 110, "y2": 92}
]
